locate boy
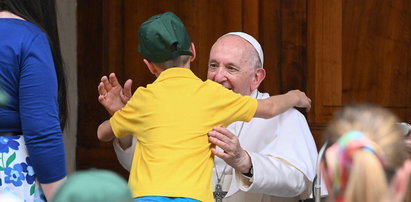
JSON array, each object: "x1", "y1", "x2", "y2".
[{"x1": 97, "y1": 12, "x2": 311, "y2": 202}]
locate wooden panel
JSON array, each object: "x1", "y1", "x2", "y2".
[
  {"x1": 77, "y1": 0, "x2": 107, "y2": 148},
  {"x1": 322, "y1": 0, "x2": 342, "y2": 107},
  {"x1": 77, "y1": 0, "x2": 129, "y2": 178},
  {"x1": 259, "y1": 0, "x2": 308, "y2": 106},
  {"x1": 279, "y1": 1, "x2": 308, "y2": 93},
  {"x1": 259, "y1": 0, "x2": 282, "y2": 96},
  {"x1": 307, "y1": 0, "x2": 342, "y2": 147},
  {"x1": 342, "y1": 0, "x2": 411, "y2": 122},
  {"x1": 242, "y1": 0, "x2": 260, "y2": 37},
  {"x1": 104, "y1": 0, "x2": 125, "y2": 75},
  {"x1": 307, "y1": 0, "x2": 411, "y2": 148},
  {"x1": 307, "y1": 0, "x2": 342, "y2": 125}
]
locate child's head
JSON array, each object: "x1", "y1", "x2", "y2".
[
  {"x1": 322, "y1": 104, "x2": 408, "y2": 202},
  {"x1": 52, "y1": 169, "x2": 133, "y2": 202},
  {"x1": 138, "y1": 12, "x2": 193, "y2": 69}
]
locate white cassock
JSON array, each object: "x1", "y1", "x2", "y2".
[
  {"x1": 113, "y1": 90, "x2": 327, "y2": 202},
  {"x1": 213, "y1": 90, "x2": 327, "y2": 202}
]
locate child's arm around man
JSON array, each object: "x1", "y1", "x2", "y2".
[{"x1": 97, "y1": 85, "x2": 311, "y2": 143}]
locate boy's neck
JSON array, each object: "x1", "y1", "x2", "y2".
[{"x1": 154, "y1": 62, "x2": 191, "y2": 77}]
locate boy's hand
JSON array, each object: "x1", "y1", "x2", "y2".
[
  {"x1": 98, "y1": 73, "x2": 132, "y2": 115},
  {"x1": 287, "y1": 90, "x2": 311, "y2": 112}
]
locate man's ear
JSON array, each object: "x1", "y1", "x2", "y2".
[
  {"x1": 190, "y1": 42, "x2": 196, "y2": 62},
  {"x1": 143, "y1": 59, "x2": 158, "y2": 75},
  {"x1": 250, "y1": 68, "x2": 266, "y2": 91}
]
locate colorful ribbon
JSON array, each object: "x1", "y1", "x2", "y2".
[{"x1": 325, "y1": 131, "x2": 384, "y2": 201}]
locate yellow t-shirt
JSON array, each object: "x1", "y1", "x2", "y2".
[{"x1": 110, "y1": 68, "x2": 257, "y2": 202}]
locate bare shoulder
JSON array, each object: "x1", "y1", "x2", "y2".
[{"x1": 0, "y1": 11, "x2": 25, "y2": 20}]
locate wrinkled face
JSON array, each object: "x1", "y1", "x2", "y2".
[{"x1": 207, "y1": 36, "x2": 259, "y2": 96}]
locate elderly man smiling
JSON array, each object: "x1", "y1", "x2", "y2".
[{"x1": 105, "y1": 31, "x2": 321, "y2": 202}]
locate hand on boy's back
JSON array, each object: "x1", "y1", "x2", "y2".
[{"x1": 98, "y1": 73, "x2": 133, "y2": 115}]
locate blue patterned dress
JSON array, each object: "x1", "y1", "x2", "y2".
[{"x1": 0, "y1": 136, "x2": 46, "y2": 201}]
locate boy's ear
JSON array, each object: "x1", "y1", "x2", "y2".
[
  {"x1": 190, "y1": 42, "x2": 196, "y2": 62},
  {"x1": 143, "y1": 59, "x2": 158, "y2": 75}
]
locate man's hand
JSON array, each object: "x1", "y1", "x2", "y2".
[
  {"x1": 286, "y1": 90, "x2": 311, "y2": 112},
  {"x1": 98, "y1": 73, "x2": 132, "y2": 115},
  {"x1": 208, "y1": 126, "x2": 252, "y2": 173}
]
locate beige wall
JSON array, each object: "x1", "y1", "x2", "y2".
[{"x1": 57, "y1": 0, "x2": 77, "y2": 174}]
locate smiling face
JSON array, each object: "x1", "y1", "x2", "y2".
[{"x1": 207, "y1": 35, "x2": 265, "y2": 96}]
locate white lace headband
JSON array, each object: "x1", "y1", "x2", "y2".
[{"x1": 222, "y1": 32, "x2": 264, "y2": 67}]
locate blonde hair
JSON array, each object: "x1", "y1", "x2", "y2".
[{"x1": 324, "y1": 104, "x2": 407, "y2": 202}]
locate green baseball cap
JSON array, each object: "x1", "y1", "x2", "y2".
[{"x1": 138, "y1": 12, "x2": 193, "y2": 63}]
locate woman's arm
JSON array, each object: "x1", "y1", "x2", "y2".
[{"x1": 41, "y1": 177, "x2": 66, "y2": 201}]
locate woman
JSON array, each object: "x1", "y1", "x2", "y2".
[
  {"x1": 321, "y1": 104, "x2": 411, "y2": 202},
  {"x1": 0, "y1": 0, "x2": 67, "y2": 201}
]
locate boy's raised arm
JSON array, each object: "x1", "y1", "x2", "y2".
[
  {"x1": 97, "y1": 120, "x2": 115, "y2": 142},
  {"x1": 255, "y1": 90, "x2": 311, "y2": 119},
  {"x1": 98, "y1": 73, "x2": 132, "y2": 115}
]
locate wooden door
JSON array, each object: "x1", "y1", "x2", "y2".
[
  {"x1": 307, "y1": 0, "x2": 411, "y2": 146},
  {"x1": 77, "y1": 0, "x2": 309, "y2": 177},
  {"x1": 77, "y1": 0, "x2": 411, "y2": 179}
]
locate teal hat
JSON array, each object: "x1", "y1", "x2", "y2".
[
  {"x1": 138, "y1": 12, "x2": 193, "y2": 63},
  {"x1": 52, "y1": 169, "x2": 133, "y2": 202}
]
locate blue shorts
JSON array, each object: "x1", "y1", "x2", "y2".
[{"x1": 134, "y1": 196, "x2": 200, "y2": 202}]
